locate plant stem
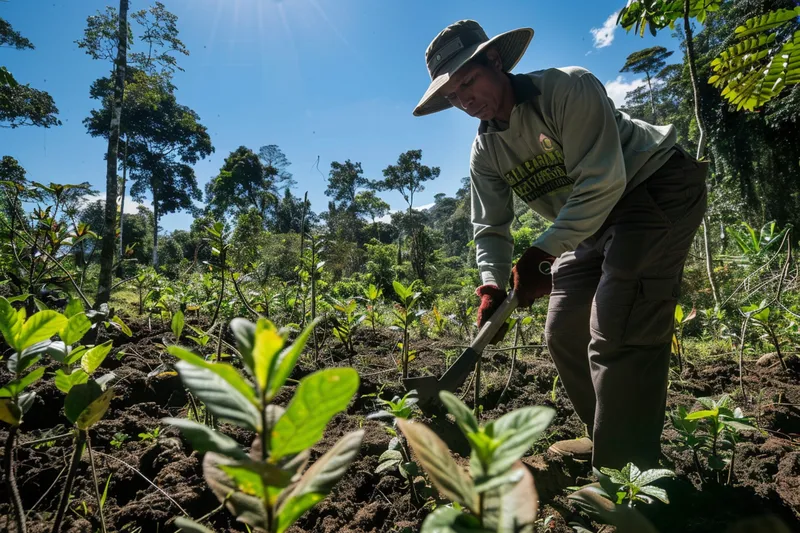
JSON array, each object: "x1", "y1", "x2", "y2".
[
  {"x1": 727, "y1": 445, "x2": 735, "y2": 485},
  {"x1": 86, "y1": 432, "x2": 107, "y2": 533},
  {"x1": 4, "y1": 425, "x2": 26, "y2": 533},
  {"x1": 498, "y1": 318, "x2": 520, "y2": 404},
  {"x1": 51, "y1": 430, "x2": 86, "y2": 533},
  {"x1": 473, "y1": 358, "x2": 482, "y2": 420}
]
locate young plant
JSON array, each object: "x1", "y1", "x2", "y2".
[
  {"x1": 396, "y1": 390, "x2": 555, "y2": 531},
  {"x1": 672, "y1": 394, "x2": 757, "y2": 484},
  {"x1": 597, "y1": 463, "x2": 675, "y2": 506},
  {"x1": 567, "y1": 463, "x2": 673, "y2": 533},
  {"x1": 428, "y1": 304, "x2": 449, "y2": 337},
  {"x1": 367, "y1": 390, "x2": 431, "y2": 504},
  {"x1": 110, "y1": 432, "x2": 130, "y2": 449},
  {"x1": 391, "y1": 280, "x2": 423, "y2": 379},
  {"x1": 328, "y1": 297, "x2": 365, "y2": 356},
  {"x1": 671, "y1": 304, "x2": 696, "y2": 373},
  {"x1": 0, "y1": 296, "x2": 69, "y2": 533},
  {"x1": 164, "y1": 317, "x2": 364, "y2": 533},
  {"x1": 742, "y1": 301, "x2": 788, "y2": 370},
  {"x1": 362, "y1": 283, "x2": 383, "y2": 332},
  {"x1": 138, "y1": 426, "x2": 162, "y2": 442}
]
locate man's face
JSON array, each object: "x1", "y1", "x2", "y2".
[{"x1": 439, "y1": 59, "x2": 505, "y2": 121}]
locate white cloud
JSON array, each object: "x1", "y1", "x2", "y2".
[
  {"x1": 591, "y1": 11, "x2": 620, "y2": 48},
  {"x1": 376, "y1": 202, "x2": 435, "y2": 224},
  {"x1": 80, "y1": 193, "x2": 153, "y2": 215},
  {"x1": 604, "y1": 75, "x2": 647, "y2": 108}
]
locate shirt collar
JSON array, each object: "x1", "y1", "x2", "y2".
[{"x1": 478, "y1": 73, "x2": 540, "y2": 134}]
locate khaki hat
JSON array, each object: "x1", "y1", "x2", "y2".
[{"x1": 413, "y1": 20, "x2": 534, "y2": 117}]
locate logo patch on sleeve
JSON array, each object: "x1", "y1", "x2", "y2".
[{"x1": 539, "y1": 133, "x2": 554, "y2": 152}]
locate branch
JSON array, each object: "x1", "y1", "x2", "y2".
[{"x1": 231, "y1": 273, "x2": 262, "y2": 319}]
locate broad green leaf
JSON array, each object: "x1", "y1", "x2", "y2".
[
  {"x1": 163, "y1": 417, "x2": 248, "y2": 460},
  {"x1": 439, "y1": 391, "x2": 479, "y2": 436},
  {"x1": 171, "y1": 310, "x2": 185, "y2": 341},
  {"x1": 111, "y1": 315, "x2": 132, "y2": 337},
  {"x1": 175, "y1": 361, "x2": 260, "y2": 431},
  {"x1": 635, "y1": 468, "x2": 675, "y2": 487},
  {"x1": 33, "y1": 298, "x2": 49, "y2": 312},
  {"x1": 64, "y1": 297, "x2": 84, "y2": 318},
  {"x1": 55, "y1": 368, "x2": 89, "y2": 394},
  {"x1": 173, "y1": 517, "x2": 216, "y2": 533},
  {"x1": 488, "y1": 406, "x2": 555, "y2": 476},
  {"x1": 397, "y1": 419, "x2": 478, "y2": 512},
  {"x1": 81, "y1": 340, "x2": 114, "y2": 375},
  {"x1": 685, "y1": 409, "x2": 718, "y2": 421},
  {"x1": 219, "y1": 461, "x2": 293, "y2": 499},
  {"x1": 639, "y1": 484, "x2": 669, "y2": 504},
  {"x1": 17, "y1": 310, "x2": 67, "y2": 351},
  {"x1": 18, "y1": 391, "x2": 36, "y2": 415},
  {"x1": 0, "y1": 297, "x2": 23, "y2": 351},
  {"x1": 8, "y1": 340, "x2": 51, "y2": 374},
  {"x1": 0, "y1": 367, "x2": 46, "y2": 398},
  {"x1": 419, "y1": 506, "x2": 489, "y2": 533},
  {"x1": 203, "y1": 452, "x2": 269, "y2": 529},
  {"x1": 76, "y1": 386, "x2": 114, "y2": 429},
  {"x1": 473, "y1": 468, "x2": 523, "y2": 494},
  {"x1": 168, "y1": 346, "x2": 257, "y2": 405},
  {"x1": 6, "y1": 294, "x2": 31, "y2": 304},
  {"x1": 483, "y1": 461, "x2": 537, "y2": 533},
  {"x1": 270, "y1": 368, "x2": 359, "y2": 460},
  {"x1": 275, "y1": 430, "x2": 364, "y2": 533},
  {"x1": 230, "y1": 317, "x2": 256, "y2": 377},
  {"x1": 65, "y1": 345, "x2": 87, "y2": 366},
  {"x1": 65, "y1": 381, "x2": 103, "y2": 424},
  {"x1": 675, "y1": 304, "x2": 684, "y2": 324},
  {"x1": 253, "y1": 318, "x2": 284, "y2": 393},
  {"x1": 267, "y1": 318, "x2": 319, "y2": 401},
  {"x1": 0, "y1": 399, "x2": 21, "y2": 425},
  {"x1": 60, "y1": 313, "x2": 91, "y2": 346}
]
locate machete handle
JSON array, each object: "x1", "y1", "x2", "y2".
[{"x1": 472, "y1": 289, "x2": 519, "y2": 354}]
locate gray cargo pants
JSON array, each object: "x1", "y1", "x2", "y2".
[{"x1": 545, "y1": 145, "x2": 708, "y2": 470}]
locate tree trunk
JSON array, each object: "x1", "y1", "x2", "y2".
[
  {"x1": 95, "y1": 0, "x2": 128, "y2": 306},
  {"x1": 684, "y1": 0, "x2": 720, "y2": 308},
  {"x1": 152, "y1": 196, "x2": 159, "y2": 268},
  {"x1": 645, "y1": 71, "x2": 657, "y2": 121},
  {"x1": 117, "y1": 135, "x2": 129, "y2": 276}
]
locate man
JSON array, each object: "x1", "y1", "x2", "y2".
[{"x1": 413, "y1": 20, "x2": 707, "y2": 471}]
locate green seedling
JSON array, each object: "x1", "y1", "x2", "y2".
[
  {"x1": 138, "y1": 427, "x2": 162, "y2": 442},
  {"x1": 598, "y1": 463, "x2": 675, "y2": 506},
  {"x1": 171, "y1": 309, "x2": 185, "y2": 343},
  {"x1": 391, "y1": 280, "x2": 424, "y2": 379},
  {"x1": 568, "y1": 463, "x2": 673, "y2": 533},
  {"x1": 362, "y1": 283, "x2": 383, "y2": 332},
  {"x1": 328, "y1": 297, "x2": 365, "y2": 356},
  {"x1": 186, "y1": 324, "x2": 212, "y2": 347},
  {"x1": 429, "y1": 304, "x2": 448, "y2": 336},
  {"x1": 396, "y1": 390, "x2": 555, "y2": 531},
  {"x1": 165, "y1": 316, "x2": 364, "y2": 533},
  {"x1": 367, "y1": 390, "x2": 432, "y2": 505},
  {"x1": 110, "y1": 432, "x2": 130, "y2": 449},
  {"x1": 742, "y1": 301, "x2": 788, "y2": 370},
  {"x1": 672, "y1": 394, "x2": 757, "y2": 484},
  {"x1": 672, "y1": 304, "x2": 696, "y2": 373}
]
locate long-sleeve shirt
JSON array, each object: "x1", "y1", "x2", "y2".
[{"x1": 471, "y1": 66, "x2": 678, "y2": 289}]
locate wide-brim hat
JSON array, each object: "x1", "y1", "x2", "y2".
[{"x1": 413, "y1": 20, "x2": 534, "y2": 117}]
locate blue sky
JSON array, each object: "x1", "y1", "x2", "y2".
[{"x1": 1, "y1": 0, "x2": 678, "y2": 233}]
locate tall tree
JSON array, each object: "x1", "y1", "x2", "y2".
[
  {"x1": 375, "y1": 149, "x2": 440, "y2": 264},
  {"x1": 354, "y1": 190, "x2": 390, "y2": 237},
  {"x1": 97, "y1": 0, "x2": 128, "y2": 306},
  {"x1": 205, "y1": 146, "x2": 276, "y2": 223},
  {"x1": 620, "y1": 46, "x2": 674, "y2": 121},
  {"x1": 259, "y1": 145, "x2": 295, "y2": 192},
  {"x1": 325, "y1": 159, "x2": 369, "y2": 211},
  {"x1": 85, "y1": 71, "x2": 213, "y2": 267},
  {"x1": 0, "y1": 16, "x2": 60, "y2": 128}
]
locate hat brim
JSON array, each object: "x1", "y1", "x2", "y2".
[{"x1": 413, "y1": 27, "x2": 534, "y2": 117}]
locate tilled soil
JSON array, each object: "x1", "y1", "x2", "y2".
[{"x1": 1, "y1": 321, "x2": 799, "y2": 533}]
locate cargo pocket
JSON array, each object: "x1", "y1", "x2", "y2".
[{"x1": 623, "y1": 277, "x2": 679, "y2": 345}]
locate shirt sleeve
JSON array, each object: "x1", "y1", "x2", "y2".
[
  {"x1": 470, "y1": 137, "x2": 515, "y2": 290},
  {"x1": 532, "y1": 69, "x2": 627, "y2": 257}
]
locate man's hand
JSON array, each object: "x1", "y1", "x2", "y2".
[
  {"x1": 512, "y1": 246, "x2": 556, "y2": 308},
  {"x1": 475, "y1": 284, "x2": 509, "y2": 344}
]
